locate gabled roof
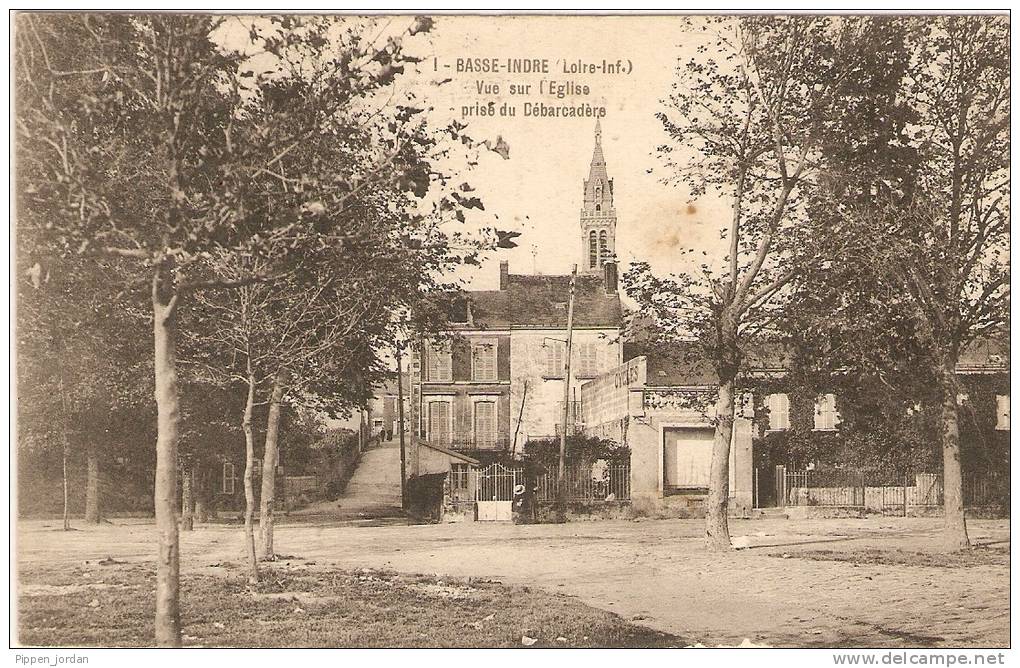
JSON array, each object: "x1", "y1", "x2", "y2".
[
  {"x1": 505, "y1": 273, "x2": 621, "y2": 328},
  {"x1": 456, "y1": 272, "x2": 622, "y2": 330},
  {"x1": 419, "y1": 440, "x2": 480, "y2": 465},
  {"x1": 624, "y1": 341, "x2": 717, "y2": 386},
  {"x1": 624, "y1": 336, "x2": 1008, "y2": 388}
]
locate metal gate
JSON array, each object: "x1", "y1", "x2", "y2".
[{"x1": 472, "y1": 463, "x2": 521, "y2": 521}]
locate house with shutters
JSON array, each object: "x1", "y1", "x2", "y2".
[
  {"x1": 578, "y1": 336, "x2": 1009, "y2": 515},
  {"x1": 408, "y1": 260, "x2": 624, "y2": 463},
  {"x1": 408, "y1": 121, "x2": 624, "y2": 464}
]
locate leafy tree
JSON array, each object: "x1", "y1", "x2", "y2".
[
  {"x1": 785, "y1": 16, "x2": 1008, "y2": 549},
  {"x1": 180, "y1": 70, "x2": 494, "y2": 572},
  {"x1": 15, "y1": 13, "x2": 442, "y2": 644},
  {"x1": 625, "y1": 16, "x2": 906, "y2": 549},
  {"x1": 16, "y1": 241, "x2": 152, "y2": 527}
]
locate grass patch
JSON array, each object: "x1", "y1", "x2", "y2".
[
  {"x1": 18, "y1": 561, "x2": 683, "y2": 648},
  {"x1": 787, "y1": 545, "x2": 1009, "y2": 568}
]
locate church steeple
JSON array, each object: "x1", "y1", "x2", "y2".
[{"x1": 580, "y1": 120, "x2": 616, "y2": 274}]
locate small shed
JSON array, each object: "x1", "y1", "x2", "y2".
[{"x1": 407, "y1": 440, "x2": 479, "y2": 522}]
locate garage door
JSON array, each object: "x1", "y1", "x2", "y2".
[
  {"x1": 663, "y1": 427, "x2": 737, "y2": 490},
  {"x1": 664, "y1": 427, "x2": 713, "y2": 488}
]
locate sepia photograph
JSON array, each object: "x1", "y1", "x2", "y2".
[{"x1": 9, "y1": 8, "x2": 1012, "y2": 657}]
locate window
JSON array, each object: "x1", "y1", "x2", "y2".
[
  {"x1": 450, "y1": 463, "x2": 471, "y2": 491},
  {"x1": 221, "y1": 462, "x2": 236, "y2": 495},
  {"x1": 427, "y1": 400, "x2": 452, "y2": 445},
  {"x1": 599, "y1": 230, "x2": 608, "y2": 263},
  {"x1": 473, "y1": 400, "x2": 497, "y2": 447},
  {"x1": 589, "y1": 231, "x2": 598, "y2": 269},
  {"x1": 449, "y1": 295, "x2": 469, "y2": 323},
  {"x1": 576, "y1": 341, "x2": 599, "y2": 377},
  {"x1": 253, "y1": 460, "x2": 262, "y2": 477},
  {"x1": 427, "y1": 342, "x2": 452, "y2": 382},
  {"x1": 813, "y1": 394, "x2": 839, "y2": 431},
  {"x1": 767, "y1": 393, "x2": 790, "y2": 431},
  {"x1": 471, "y1": 340, "x2": 497, "y2": 381},
  {"x1": 996, "y1": 394, "x2": 1010, "y2": 430},
  {"x1": 544, "y1": 340, "x2": 565, "y2": 377}
]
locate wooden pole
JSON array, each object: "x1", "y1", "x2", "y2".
[
  {"x1": 510, "y1": 379, "x2": 529, "y2": 459},
  {"x1": 396, "y1": 346, "x2": 408, "y2": 510},
  {"x1": 557, "y1": 265, "x2": 577, "y2": 517},
  {"x1": 903, "y1": 470, "x2": 909, "y2": 517}
]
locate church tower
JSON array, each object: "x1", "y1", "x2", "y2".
[{"x1": 580, "y1": 119, "x2": 616, "y2": 273}]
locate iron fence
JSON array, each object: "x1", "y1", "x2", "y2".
[
  {"x1": 427, "y1": 436, "x2": 513, "y2": 451},
  {"x1": 535, "y1": 464, "x2": 630, "y2": 503},
  {"x1": 769, "y1": 466, "x2": 1007, "y2": 511}
]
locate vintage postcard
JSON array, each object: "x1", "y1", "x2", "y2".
[{"x1": 11, "y1": 10, "x2": 1010, "y2": 659}]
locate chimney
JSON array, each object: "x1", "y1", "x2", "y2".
[
  {"x1": 603, "y1": 261, "x2": 618, "y2": 294},
  {"x1": 499, "y1": 260, "x2": 509, "y2": 290}
]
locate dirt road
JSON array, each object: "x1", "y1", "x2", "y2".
[{"x1": 16, "y1": 516, "x2": 1009, "y2": 647}]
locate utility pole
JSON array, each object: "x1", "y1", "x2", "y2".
[
  {"x1": 557, "y1": 264, "x2": 577, "y2": 518},
  {"x1": 396, "y1": 345, "x2": 408, "y2": 510}
]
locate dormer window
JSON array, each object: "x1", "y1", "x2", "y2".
[{"x1": 449, "y1": 295, "x2": 470, "y2": 324}]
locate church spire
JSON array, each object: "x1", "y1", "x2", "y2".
[{"x1": 580, "y1": 119, "x2": 617, "y2": 274}]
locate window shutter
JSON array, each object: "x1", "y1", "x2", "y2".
[
  {"x1": 814, "y1": 394, "x2": 838, "y2": 430},
  {"x1": 768, "y1": 393, "x2": 789, "y2": 431},
  {"x1": 428, "y1": 401, "x2": 452, "y2": 444},
  {"x1": 545, "y1": 341, "x2": 565, "y2": 376},
  {"x1": 430, "y1": 343, "x2": 451, "y2": 382},
  {"x1": 473, "y1": 341, "x2": 497, "y2": 381},
  {"x1": 474, "y1": 401, "x2": 496, "y2": 447},
  {"x1": 814, "y1": 394, "x2": 837, "y2": 431},
  {"x1": 427, "y1": 346, "x2": 437, "y2": 381}
]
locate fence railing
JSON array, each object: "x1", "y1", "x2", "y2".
[
  {"x1": 423, "y1": 436, "x2": 513, "y2": 451},
  {"x1": 768, "y1": 466, "x2": 1007, "y2": 511},
  {"x1": 535, "y1": 464, "x2": 630, "y2": 503}
]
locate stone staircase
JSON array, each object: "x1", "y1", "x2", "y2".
[{"x1": 290, "y1": 438, "x2": 407, "y2": 524}]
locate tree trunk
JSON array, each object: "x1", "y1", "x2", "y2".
[
  {"x1": 706, "y1": 313, "x2": 739, "y2": 552},
  {"x1": 258, "y1": 371, "x2": 285, "y2": 560},
  {"x1": 706, "y1": 374, "x2": 735, "y2": 551},
  {"x1": 61, "y1": 433, "x2": 71, "y2": 532},
  {"x1": 939, "y1": 355, "x2": 970, "y2": 551},
  {"x1": 180, "y1": 463, "x2": 194, "y2": 532},
  {"x1": 241, "y1": 371, "x2": 260, "y2": 583},
  {"x1": 57, "y1": 369, "x2": 72, "y2": 531},
  {"x1": 152, "y1": 278, "x2": 182, "y2": 647},
  {"x1": 194, "y1": 464, "x2": 209, "y2": 523},
  {"x1": 84, "y1": 444, "x2": 101, "y2": 524}
]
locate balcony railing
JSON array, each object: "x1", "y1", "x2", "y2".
[{"x1": 422, "y1": 434, "x2": 512, "y2": 451}]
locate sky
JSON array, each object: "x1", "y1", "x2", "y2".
[
  {"x1": 398, "y1": 15, "x2": 731, "y2": 290},
  {"x1": 216, "y1": 15, "x2": 732, "y2": 289}
]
